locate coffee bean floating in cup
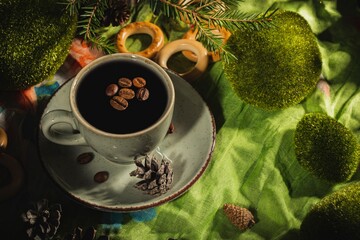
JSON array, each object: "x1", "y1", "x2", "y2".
[
  {"x1": 106, "y1": 76, "x2": 150, "y2": 111},
  {"x1": 132, "y1": 77, "x2": 147, "y2": 88},
  {"x1": 118, "y1": 77, "x2": 132, "y2": 88},
  {"x1": 119, "y1": 88, "x2": 135, "y2": 100}
]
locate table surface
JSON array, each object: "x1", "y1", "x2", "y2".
[{"x1": 1, "y1": 1, "x2": 360, "y2": 239}]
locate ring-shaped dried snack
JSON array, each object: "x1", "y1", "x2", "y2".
[
  {"x1": 116, "y1": 22, "x2": 165, "y2": 59},
  {"x1": 0, "y1": 153, "x2": 24, "y2": 201},
  {"x1": 182, "y1": 27, "x2": 231, "y2": 62},
  {"x1": 156, "y1": 39, "x2": 208, "y2": 82},
  {"x1": 0, "y1": 128, "x2": 8, "y2": 151}
]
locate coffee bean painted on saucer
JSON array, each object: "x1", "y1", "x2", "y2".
[
  {"x1": 76, "y1": 152, "x2": 94, "y2": 164},
  {"x1": 94, "y1": 171, "x2": 109, "y2": 183}
]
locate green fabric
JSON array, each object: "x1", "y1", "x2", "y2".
[
  {"x1": 109, "y1": 1, "x2": 360, "y2": 239},
  {"x1": 93, "y1": 1, "x2": 360, "y2": 240},
  {"x1": 25, "y1": 1, "x2": 359, "y2": 239}
]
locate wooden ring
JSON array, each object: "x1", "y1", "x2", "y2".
[
  {"x1": 0, "y1": 128, "x2": 8, "y2": 151},
  {"x1": 116, "y1": 22, "x2": 165, "y2": 59},
  {"x1": 182, "y1": 27, "x2": 231, "y2": 62},
  {"x1": 0, "y1": 153, "x2": 24, "y2": 201},
  {"x1": 156, "y1": 39, "x2": 208, "y2": 82}
]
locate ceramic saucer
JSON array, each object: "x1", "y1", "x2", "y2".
[{"x1": 38, "y1": 70, "x2": 216, "y2": 212}]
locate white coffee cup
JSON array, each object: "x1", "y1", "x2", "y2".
[{"x1": 40, "y1": 53, "x2": 175, "y2": 164}]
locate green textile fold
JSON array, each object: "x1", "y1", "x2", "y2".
[
  {"x1": 36, "y1": 1, "x2": 358, "y2": 239},
  {"x1": 114, "y1": 1, "x2": 360, "y2": 239}
]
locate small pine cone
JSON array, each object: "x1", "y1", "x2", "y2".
[
  {"x1": 63, "y1": 226, "x2": 109, "y2": 240},
  {"x1": 223, "y1": 204, "x2": 255, "y2": 231},
  {"x1": 130, "y1": 153, "x2": 174, "y2": 195},
  {"x1": 21, "y1": 199, "x2": 62, "y2": 239},
  {"x1": 103, "y1": 0, "x2": 131, "y2": 26}
]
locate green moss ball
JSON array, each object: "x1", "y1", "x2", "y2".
[
  {"x1": 0, "y1": 0, "x2": 77, "y2": 90},
  {"x1": 223, "y1": 11, "x2": 322, "y2": 110},
  {"x1": 300, "y1": 182, "x2": 360, "y2": 240},
  {"x1": 294, "y1": 113, "x2": 360, "y2": 183}
]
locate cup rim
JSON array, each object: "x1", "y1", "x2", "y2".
[{"x1": 69, "y1": 53, "x2": 175, "y2": 138}]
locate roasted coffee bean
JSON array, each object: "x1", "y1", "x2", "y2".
[
  {"x1": 118, "y1": 77, "x2": 132, "y2": 88},
  {"x1": 118, "y1": 88, "x2": 135, "y2": 100},
  {"x1": 77, "y1": 152, "x2": 94, "y2": 164},
  {"x1": 133, "y1": 77, "x2": 146, "y2": 88},
  {"x1": 110, "y1": 96, "x2": 128, "y2": 111},
  {"x1": 94, "y1": 171, "x2": 109, "y2": 183},
  {"x1": 105, "y1": 83, "x2": 119, "y2": 97},
  {"x1": 136, "y1": 87, "x2": 149, "y2": 101}
]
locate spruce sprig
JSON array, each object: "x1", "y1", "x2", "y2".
[
  {"x1": 77, "y1": 1, "x2": 117, "y2": 54},
  {"x1": 148, "y1": 0, "x2": 277, "y2": 62},
  {"x1": 60, "y1": 0, "x2": 118, "y2": 54},
  {"x1": 60, "y1": 0, "x2": 276, "y2": 62},
  {"x1": 58, "y1": 0, "x2": 84, "y2": 16}
]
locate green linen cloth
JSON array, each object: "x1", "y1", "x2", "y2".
[
  {"x1": 5, "y1": 0, "x2": 358, "y2": 239},
  {"x1": 112, "y1": 1, "x2": 360, "y2": 239}
]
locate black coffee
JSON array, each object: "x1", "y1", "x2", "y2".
[{"x1": 76, "y1": 59, "x2": 168, "y2": 134}]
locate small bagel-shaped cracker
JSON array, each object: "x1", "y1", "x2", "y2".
[
  {"x1": 0, "y1": 128, "x2": 8, "y2": 151},
  {"x1": 182, "y1": 27, "x2": 231, "y2": 62},
  {"x1": 117, "y1": 22, "x2": 165, "y2": 59},
  {"x1": 0, "y1": 153, "x2": 24, "y2": 201},
  {"x1": 156, "y1": 39, "x2": 208, "y2": 82}
]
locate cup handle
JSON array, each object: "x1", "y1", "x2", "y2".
[{"x1": 40, "y1": 110, "x2": 87, "y2": 145}]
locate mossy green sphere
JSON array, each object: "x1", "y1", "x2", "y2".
[
  {"x1": 223, "y1": 11, "x2": 322, "y2": 110},
  {"x1": 300, "y1": 182, "x2": 360, "y2": 240},
  {"x1": 0, "y1": 0, "x2": 77, "y2": 90},
  {"x1": 294, "y1": 113, "x2": 360, "y2": 183}
]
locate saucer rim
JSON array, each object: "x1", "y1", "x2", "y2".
[{"x1": 37, "y1": 69, "x2": 216, "y2": 212}]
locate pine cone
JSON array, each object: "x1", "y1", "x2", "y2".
[
  {"x1": 64, "y1": 226, "x2": 109, "y2": 240},
  {"x1": 130, "y1": 153, "x2": 174, "y2": 196},
  {"x1": 103, "y1": 0, "x2": 131, "y2": 27},
  {"x1": 21, "y1": 199, "x2": 62, "y2": 239},
  {"x1": 223, "y1": 204, "x2": 255, "y2": 231}
]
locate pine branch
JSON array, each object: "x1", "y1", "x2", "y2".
[
  {"x1": 60, "y1": 0, "x2": 117, "y2": 54},
  {"x1": 58, "y1": 0, "x2": 86, "y2": 16},
  {"x1": 59, "y1": 0, "x2": 277, "y2": 62},
  {"x1": 194, "y1": 23, "x2": 236, "y2": 63},
  {"x1": 151, "y1": 0, "x2": 275, "y2": 29},
  {"x1": 149, "y1": 0, "x2": 277, "y2": 62}
]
